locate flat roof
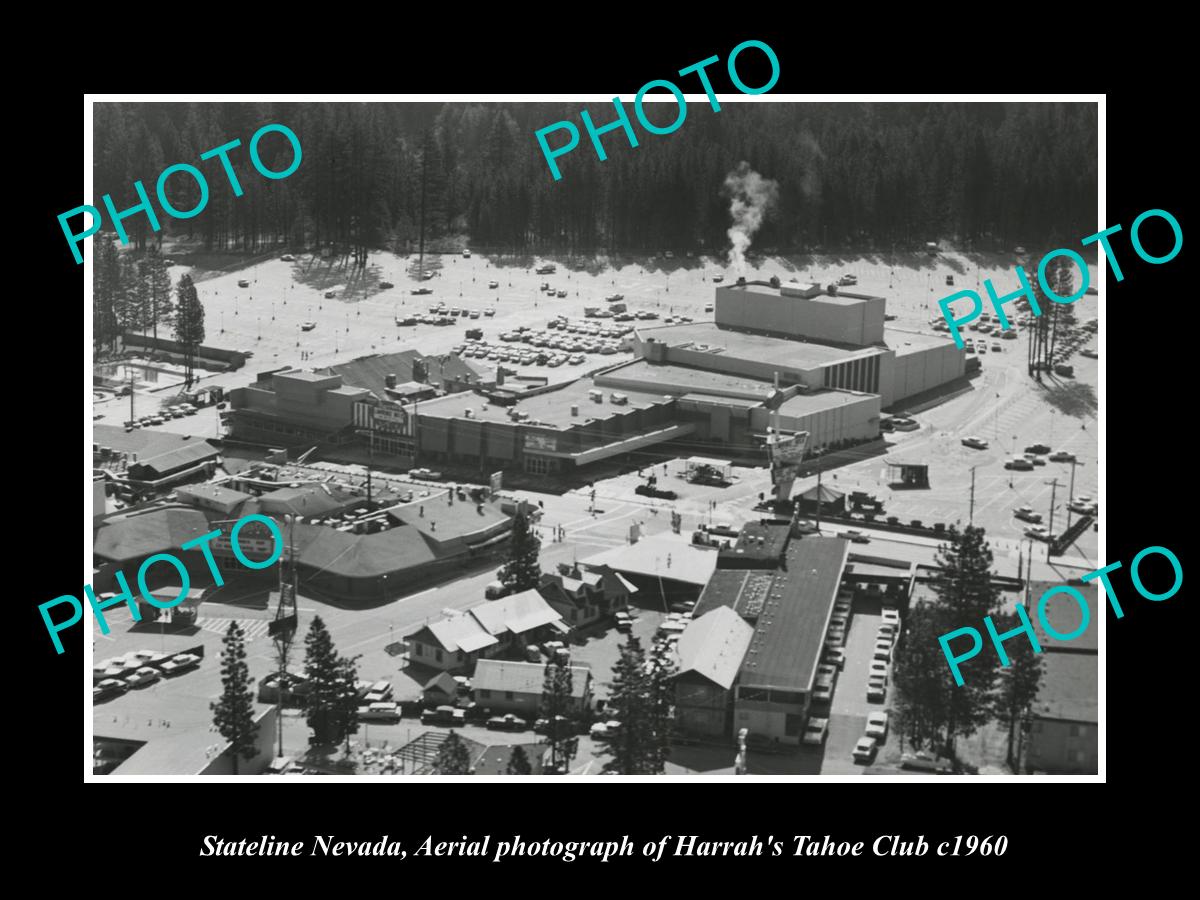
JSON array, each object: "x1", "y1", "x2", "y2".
[
  {"x1": 641, "y1": 322, "x2": 882, "y2": 368},
  {"x1": 729, "y1": 282, "x2": 884, "y2": 306},
  {"x1": 1027, "y1": 581, "x2": 1099, "y2": 652},
  {"x1": 1033, "y1": 652, "x2": 1097, "y2": 724},
  {"x1": 602, "y1": 360, "x2": 777, "y2": 399},
  {"x1": 94, "y1": 424, "x2": 216, "y2": 459},
  {"x1": 737, "y1": 537, "x2": 850, "y2": 692},
  {"x1": 418, "y1": 378, "x2": 670, "y2": 428},
  {"x1": 778, "y1": 389, "x2": 877, "y2": 417},
  {"x1": 885, "y1": 327, "x2": 961, "y2": 356}
]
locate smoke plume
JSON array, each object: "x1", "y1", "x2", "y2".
[{"x1": 723, "y1": 162, "x2": 779, "y2": 272}]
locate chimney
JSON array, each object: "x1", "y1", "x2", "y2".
[
  {"x1": 419, "y1": 505, "x2": 424, "y2": 517},
  {"x1": 385, "y1": 373, "x2": 397, "y2": 389},
  {"x1": 496, "y1": 368, "x2": 505, "y2": 387},
  {"x1": 571, "y1": 404, "x2": 579, "y2": 417}
]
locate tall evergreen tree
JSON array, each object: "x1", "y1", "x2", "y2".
[
  {"x1": 432, "y1": 731, "x2": 472, "y2": 775},
  {"x1": 992, "y1": 611, "x2": 1044, "y2": 772},
  {"x1": 539, "y1": 658, "x2": 579, "y2": 774},
  {"x1": 174, "y1": 273, "x2": 205, "y2": 389},
  {"x1": 334, "y1": 655, "x2": 362, "y2": 753},
  {"x1": 893, "y1": 604, "x2": 952, "y2": 751},
  {"x1": 645, "y1": 638, "x2": 678, "y2": 774},
  {"x1": 303, "y1": 616, "x2": 343, "y2": 746},
  {"x1": 498, "y1": 510, "x2": 542, "y2": 593},
  {"x1": 145, "y1": 250, "x2": 175, "y2": 343},
  {"x1": 94, "y1": 234, "x2": 123, "y2": 351},
  {"x1": 597, "y1": 634, "x2": 653, "y2": 774},
  {"x1": 210, "y1": 621, "x2": 259, "y2": 775},
  {"x1": 928, "y1": 525, "x2": 1002, "y2": 763},
  {"x1": 506, "y1": 745, "x2": 533, "y2": 776}
]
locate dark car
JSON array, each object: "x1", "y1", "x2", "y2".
[
  {"x1": 840, "y1": 529, "x2": 871, "y2": 544},
  {"x1": 1024, "y1": 443, "x2": 1052, "y2": 455},
  {"x1": 485, "y1": 714, "x2": 527, "y2": 732},
  {"x1": 379, "y1": 281, "x2": 395, "y2": 289}
]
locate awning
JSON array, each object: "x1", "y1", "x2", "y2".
[
  {"x1": 571, "y1": 423, "x2": 696, "y2": 466},
  {"x1": 550, "y1": 620, "x2": 571, "y2": 634}
]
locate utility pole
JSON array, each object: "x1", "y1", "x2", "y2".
[
  {"x1": 1065, "y1": 459, "x2": 1078, "y2": 530},
  {"x1": 969, "y1": 466, "x2": 976, "y2": 525},
  {"x1": 129, "y1": 365, "x2": 135, "y2": 425},
  {"x1": 1045, "y1": 478, "x2": 1058, "y2": 539}
]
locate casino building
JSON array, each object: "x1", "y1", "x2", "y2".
[{"x1": 222, "y1": 280, "x2": 965, "y2": 478}]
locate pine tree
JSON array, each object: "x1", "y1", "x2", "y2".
[
  {"x1": 432, "y1": 731, "x2": 472, "y2": 774},
  {"x1": 210, "y1": 621, "x2": 259, "y2": 775},
  {"x1": 598, "y1": 634, "x2": 653, "y2": 774},
  {"x1": 94, "y1": 234, "x2": 123, "y2": 351},
  {"x1": 928, "y1": 525, "x2": 1002, "y2": 763},
  {"x1": 992, "y1": 611, "x2": 1044, "y2": 772},
  {"x1": 498, "y1": 510, "x2": 542, "y2": 593},
  {"x1": 645, "y1": 638, "x2": 678, "y2": 774},
  {"x1": 893, "y1": 604, "x2": 952, "y2": 751},
  {"x1": 506, "y1": 745, "x2": 533, "y2": 776},
  {"x1": 145, "y1": 250, "x2": 175, "y2": 343},
  {"x1": 334, "y1": 655, "x2": 362, "y2": 752},
  {"x1": 303, "y1": 616, "x2": 343, "y2": 746},
  {"x1": 539, "y1": 658, "x2": 579, "y2": 774},
  {"x1": 174, "y1": 273, "x2": 205, "y2": 389}
]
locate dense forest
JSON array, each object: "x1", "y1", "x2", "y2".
[{"x1": 91, "y1": 101, "x2": 1098, "y2": 259}]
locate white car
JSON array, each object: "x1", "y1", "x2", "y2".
[
  {"x1": 853, "y1": 736, "x2": 877, "y2": 763},
  {"x1": 869, "y1": 661, "x2": 889, "y2": 682},
  {"x1": 867, "y1": 678, "x2": 887, "y2": 703},
  {"x1": 823, "y1": 647, "x2": 846, "y2": 670},
  {"x1": 865, "y1": 712, "x2": 890, "y2": 741},
  {"x1": 1014, "y1": 506, "x2": 1043, "y2": 523},
  {"x1": 873, "y1": 642, "x2": 893, "y2": 663},
  {"x1": 802, "y1": 718, "x2": 829, "y2": 746},
  {"x1": 881, "y1": 608, "x2": 900, "y2": 626},
  {"x1": 813, "y1": 681, "x2": 834, "y2": 704},
  {"x1": 961, "y1": 436, "x2": 989, "y2": 450},
  {"x1": 816, "y1": 663, "x2": 838, "y2": 682}
]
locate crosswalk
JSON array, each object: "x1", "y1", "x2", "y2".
[{"x1": 194, "y1": 617, "x2": 273, "y2": 641}]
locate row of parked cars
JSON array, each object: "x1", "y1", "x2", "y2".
[
  {"x1": 124, "y1": 403, "x2": 198, "y2": 430},
  {"x1": 93, "y1": 650, "x2": 201, "y2": 701}
]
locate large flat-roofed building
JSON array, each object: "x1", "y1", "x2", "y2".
[
  {"x1": 226, "y1": 369, "x2": 374, "y2": 447},
  {"x1": 715, "y1": 281, "x2": 886, "y2": 346},
  {"x1": 595, "y1": 359, "x2": 880, "y2": 450},
  {"x1": 630, "y1": 278, "x2": 965, "y2": 410}
]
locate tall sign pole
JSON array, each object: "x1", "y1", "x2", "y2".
[{"x1": 269, "y1": 514, "x2": 299, "y2": 758}]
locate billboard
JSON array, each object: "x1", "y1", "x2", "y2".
[
  {"x1": 524, "y1": 433, "x2": 557, "y2": 452},
  {"x1": 373, "y1": 403, "x2": 411, "y2": 435},
  {"x1": 770, "y1": 430, "x2": 809, "y2": 486},
  {"x1": 489, "y1": 471, "x2": 503, "y2": 496}
]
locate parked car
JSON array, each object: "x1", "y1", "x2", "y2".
[
  {"x1": 813, "y1": 681, "x2": 834, "y2": 704},
  {"x1": 1005, "y1": 458, "x2": 1034, "y2": 471},
  {"x1": 238, "y1": 279, "x2": 250, "y2": 288},
  {"x1": 869, "y1": 661, "x2": 889, "y2": 683},
  {"x1": 866, "y1": 678, "x2": 887, "y2": 703},
  {"x1": 1025, "y1": 526, "x2": 1051, "y2": 541},
  {"x1": 1014, "y1": 506, "x2": 1043, "y2": 523},
  {"x1": 159, "y1": 653, "x2": 200, "y2": 676},
  {"x1": 961, "y1": 436, "x2": 989, "y2": 450},
  {"x1": 840, "y1": 529, "x2": 870, "y2": 544},
  {"x1": 873, "y1": 642, "x2": 893, "y2": 663},
  {"x1": 802, "y1": 717, "x2": 829, "y2": 746},
  {"x1": 865, "y1": 711, "x2": 890, "y2": 741},
  {"x1": 853, "y1": 736, "x2": 878, "y2": 763},
  {"x1": 359, "y1": 702, "x2": 402, "y2": 722},
  {"x1": 485, "y1": 714, "x2": 527, "y2": 732},
  {"x1": 823, "y1": 647, "x2": 846, "y2": 670},
  {"x1": 379, "y1": 281, "x2": 394, "y2": 289},
  {"x1": 420, "y1": 706, "x2": 465, "y2": 726},
  {"x1": 125, "y1": 666, "x2": 161, "y2": 688},
  {"x1": 590, "y1": 720, "x2": 622, "y2": 738},
  {"x1": 94, "y1": 678, "x2": 128, "y2": 701},
  {"x1": 1025, "y1": 443, "x2": 1052, "y2": 455},
  {"x1": 1049, "y1": 451, "x2": 1077, "y2": 463},
  {"x1": 900, "y1": 751, "x2": 953, "y2": 774}
]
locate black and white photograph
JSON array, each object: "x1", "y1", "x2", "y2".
[{"x1": 80, "y1": 94, "x2": 1103, "y2": 780}]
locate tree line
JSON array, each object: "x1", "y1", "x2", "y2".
[{"x1": 93, "y1": 101, "x2": 1098, "y2": 261}]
